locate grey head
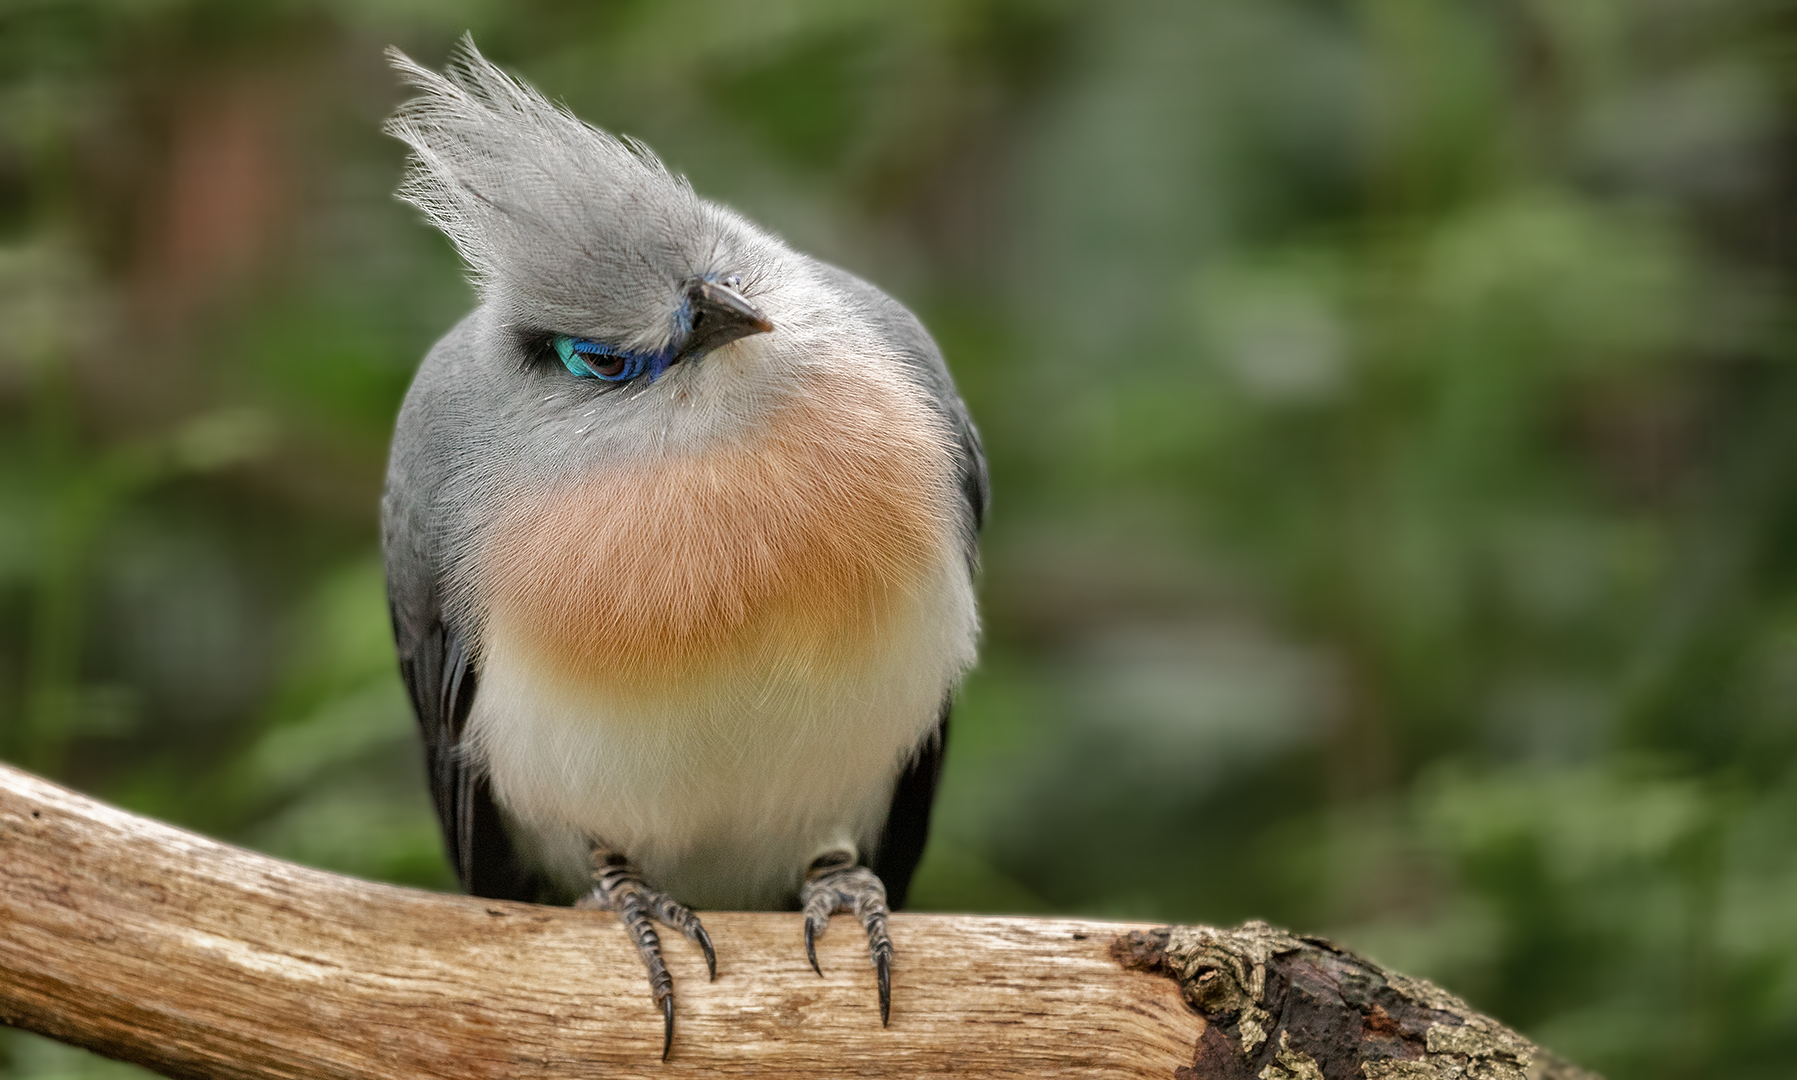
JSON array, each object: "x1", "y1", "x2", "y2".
[{"x1": 385, "y1": 38, "x2": 785, "y2": 393}]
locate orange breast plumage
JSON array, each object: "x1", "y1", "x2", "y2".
[{"x1": 480, "y1": 367, "x2": 958, "y2": 695}]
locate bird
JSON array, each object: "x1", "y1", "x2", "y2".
[{"x1": 379, "y1": 39, "x2": 986, "y2": 1059}]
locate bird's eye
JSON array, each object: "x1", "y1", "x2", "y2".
[
  {"x1": 552, "y1": 335, "x2": 643, "y2": 382},
  {"x1": 587, "y1": 354, "x2": 628, "y2": 378}
]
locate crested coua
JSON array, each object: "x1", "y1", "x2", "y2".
[{"x1": 380, "y1": 41, "x2": 985, "y2": 1057}]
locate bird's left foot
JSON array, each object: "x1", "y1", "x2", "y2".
[{"x1": 798, "y1": 850, "x2": 894, "y2": 1026}]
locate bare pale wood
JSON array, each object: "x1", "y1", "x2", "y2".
[{"x1": 0, "y1": 764, "x2": 1200, "y2": 1078}]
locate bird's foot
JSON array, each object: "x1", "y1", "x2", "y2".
[
  {"x1": 799, "y1": 850, "x2": 894, "y2": 1026},
  {"x1": 577, "y1": 847, "x2": 715, "y2": 1060}
]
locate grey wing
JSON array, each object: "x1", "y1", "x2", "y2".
[
  {"x1": 813, "y1": 261, "x2": 987, "y2": 908},
  {"x1": 384, "y1": 317, "x2": 540, "y2": 901}
]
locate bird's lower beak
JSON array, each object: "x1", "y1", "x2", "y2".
[{"x1": 680, "y1": 280, "x2": 774, "y2": 359}]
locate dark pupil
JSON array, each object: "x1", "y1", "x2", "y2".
[{"x1": 590, "y1": 355, "x2": 627, "y2": 378}]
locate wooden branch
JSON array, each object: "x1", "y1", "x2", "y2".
[{"x1": 0, "y1": 764, "x2": 1598, "y2": 1079}]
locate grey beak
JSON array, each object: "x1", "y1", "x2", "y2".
[{"x1": 681, "y1": 279, "x2": 774, "y2": 359}]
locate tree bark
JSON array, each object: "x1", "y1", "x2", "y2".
[{"x1": 0, "y1": 763, "x2": 1597, "y2": 1079}]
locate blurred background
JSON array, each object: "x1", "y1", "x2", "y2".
[{"x1": 2, "y1": 1, "x2": 1794, "y2": 1076}]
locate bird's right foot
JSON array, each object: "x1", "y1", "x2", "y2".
[{"x1": 578, "y1": 846, "x2": 716, "y2": 1061}]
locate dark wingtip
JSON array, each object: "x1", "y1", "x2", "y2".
[
  {"x1": 660, "y1": 994, "x2": 674, "y2": 1061},
  {"x1": 805, "y1": 920, "x2": 824, "y2": 977},
  {"x1": 877, "y1": 953, "x2": 891, "y2": 1027}
]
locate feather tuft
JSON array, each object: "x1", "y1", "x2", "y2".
[{"x1": 384, "y1": 37, "x2": 740, "y2": 350}]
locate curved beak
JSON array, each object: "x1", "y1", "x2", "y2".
[{"x1": 680, "y1": 279, "x2": 774, "y2": 359}]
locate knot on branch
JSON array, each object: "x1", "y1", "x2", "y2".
[{"x1": 1112, "y1": 921, "x2": 1601, "y2": 1080}]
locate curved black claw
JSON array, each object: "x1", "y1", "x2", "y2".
[
  {"x1": 799, "y1": 855, "x2": 894, "y2": 1025},
  {"x1": 695, "y1": 922, "x2": 718, "y2": 982},
  {"x1": 804, "y1": 916, "x2": 823, "y2": 977},
  {"x1": 877, "y1": 947, "x2": 891, "y2": 1026},
  {"x1": 587, "y1": 847, "x2": 713, "y2": 1059}
]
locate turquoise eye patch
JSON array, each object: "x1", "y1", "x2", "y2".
[{"x1": 553, "y1": 335, "x2": 648, "y2": 381}]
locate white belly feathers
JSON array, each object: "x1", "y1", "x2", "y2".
[{"x1": 469, "y1": 555, "x2": 972, "y2": 909}]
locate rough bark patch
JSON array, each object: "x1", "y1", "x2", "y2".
[{"x1": 1113, "y1": 921, "x2": 1602, "y2": 1080}]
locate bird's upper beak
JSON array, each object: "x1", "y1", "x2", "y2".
[{"x1": 679, "y1": 279, "x2": 774, "y2": 360}]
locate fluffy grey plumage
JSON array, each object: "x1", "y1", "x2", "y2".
[{"x1": 380, "y1": 38, "x2": 986, "y2": 1051}]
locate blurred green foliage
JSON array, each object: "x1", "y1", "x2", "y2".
[{"x1": 2, "y1": 1, "x2": 1795, "y2": 1076}]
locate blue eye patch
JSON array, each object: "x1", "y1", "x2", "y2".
[{"x1": 553, "y1": 335, "x2": 650, "y2": 381}]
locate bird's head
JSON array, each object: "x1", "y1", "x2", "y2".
[{"x1": 385, "y1": 39, "x2": 788, "y2": 425}]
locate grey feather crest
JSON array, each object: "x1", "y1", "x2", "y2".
[{"x1": 384, "y1": 37, "x2": 745, "y2": 348}]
